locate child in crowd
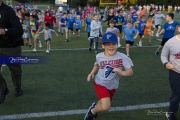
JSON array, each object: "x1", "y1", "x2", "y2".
[
  {"x1": 144, "y1": 16, "x2": 153, "y2": 45},
  {"x1": 60, "y1": 13, "x2": 68, "y2": 42},
  {"x1": 37, "y1": 22, "x2": 58, "y2": 53},
  {"x1": 67, "y1": 13, "x2": 75, "y2": 40},
  {"x1": 74, "y1": 15, "x2": 82, "y2": 38},
  {"x1": 122, "y1": 21, "x2": 139, "y2": 57}
]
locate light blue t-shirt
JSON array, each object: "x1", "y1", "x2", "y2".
[
  {"x1": 75, "y1": 20, "x2": 82, "y2": 29},
  {"x1": 163, "y1": 21, "x2": 180, "y2": 38},
  {"x1": 123, "y1": 27, "x2": 139, "y2": 42}
]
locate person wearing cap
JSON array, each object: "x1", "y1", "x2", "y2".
[
  {"x1": 84, "y1": 32, "x2": 134, "y2": 120},
  {"x1": 161, "y1": 25, "x2": 180, "y2": 120}
]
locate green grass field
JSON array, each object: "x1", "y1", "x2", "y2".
[{"x1": 0, "y1": 13, "x2": 180, "y2": 120}]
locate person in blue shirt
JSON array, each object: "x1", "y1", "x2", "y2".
[
  {"x1": 74, "y1": 15, "x2": 82, "y2": 38},
  {"x1": 135, "y1": 15, "x2": 146, "y2": 47},
  {"x1": 131, "y1": 10, "x2": 138, "y2": 27},
  {"x1": 60, "y1": 13, "x2": 69, "y2": 42},
  {"x1": 76, "y1": 7, "x2": 82, "y2": 17},
  {"x1": 113, "y1": 9, "x2": 124, "y2": 34},
  {"x1": 122, "y1": 21, "x2": 139, "y2": 57},
  {"x1": 86, "y1": 13, "x2": 92, "y2": 38},
  {"x1": 155, "y1": 13, "x2": 180, "y2": 56},
  {"x1": 67, "y1": 13, "x2": 75, "y2": 40}
]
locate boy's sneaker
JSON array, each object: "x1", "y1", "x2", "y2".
[
  {"x1": 65, "y1": 39, "x2": 69, "y2": 42},
  {"x1": 38, "y1": 40, "x2": 42, "y2": 48},
  {"x1": 166, "y1": 112, "x2": 177, "y2": 120},
  {"x1": 33, "y1": 48, "x2": 37, "y2": 52},
  {"x1": 84, "y1": 103, "x2": 97, "y2": 120},
  {"x1": 73, "y1": 32, "x2": 75, "y2": 35},
  {"x1": 61, "y1": 33, "x2": 63, "y2": 35},
  {"x1": 156, "y1": 33, "x2": 159, "y2": 37},
  {"x1": 95, "y1": 51, "x2": 98, "y2": 55},
  {"x1": 29, "y1": 44, "x2": 33, "y2": 48},
  {"x1": 149, "y1": 42, "x2": 152, "y2": 45},
  {"x1": 155, "y1": 49, "x2": 160, "y2": 56},
  {"x1": 46, "y1": 50, "x2": 49, "y2": 53},
  {"x1": 137, "y1": 42, "x2": 139, "y2": 46},
  {"x1": 139, "y1": 41, "x2": 142, "y2": 47},
  {"x1": 89, "y1": 47, "x2": 91, "y2": 52}
]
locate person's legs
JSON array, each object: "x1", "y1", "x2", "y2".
[
  {"x1": 126, "y1": 43, "x2": 130, "y2": 56},
  {"x1": 168, "y1": 70, "x2": 180, "y2": 114},
  {"x1": 34, "y1": 36, "x2": 38, "y2": 49},
  {"x1": 94, "y1": 37, "x2": 99, "y2": 53}
]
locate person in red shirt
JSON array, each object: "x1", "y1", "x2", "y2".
[{"x1": 44, "y1": 12, "x2": 56, "y2": 29}]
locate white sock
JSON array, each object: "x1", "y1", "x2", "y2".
[{"x1": 118, "y1": 37, "x2": 120, "y2": 45}]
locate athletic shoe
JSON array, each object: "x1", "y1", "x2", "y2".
[
  {"x1": 15, "y1": 88, "x2": 22, "y2": 97},
  {"x1": 2, "y1": 64, "x2": 6, "y2": 67},
  {"x1": 38, "y1": 40, "x2": 42, "y2": 48},
  {"x1": 89, "y1": 47, "x2": 91, "y2": 52},
  {"x1": 137, "y1": 42, "x2": 139, "y2": 46},
  {"x1": 84, "y1": 103, "x2": 97, "y2": 120},
  {"x1": 166, "y1": 112, "x2": 177, "y2": 120},
  {"x1": 29, "y1": 44, "x2": 33, "y2": 48},
  {"x1": 73, "y1": 32, "x2": 75, "y2": 35},
  {"x1": 149, "y1": 42, "x2": 152, "y2": 45},
  {"x1": 33, "y1": 48, "x2": 37, "y2": 52},
  {"x1": 61, "y1": 33, "x2": 63, "y2": 35},
  {"x1": 151, "y1": 31, "x2": 154, "y2": 36},
  {"x1": 95, "y1": 51, "x2": 98, "y2": 55},
  {"x1": 0, "y1": 88, "x2": 9, "y2": 104},
  {"x1": 65, "y1": 39, "x2": 69, "y2": 42},
  {"x1": 49, "y1": 44, "x2": 50, "y2": 50},
  {"x1": 46, "y1": 50, "x2": 49, "y2": 53},
  {"x1": 156, "y1": 33, "x2": 159, "y2": 37},
  {"x1": 139, "y1": 41, "x2": 142, "y2": 47},
  {"x1": 155, "y1": 49, "x2": 160, "y2": 56}
]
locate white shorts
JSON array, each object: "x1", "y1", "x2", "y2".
[
  {"x1": 62, "y1": 27, "x2": 68, "y2": 32},
  {"x1": 23, "y1": 32, "x2": 28, "y2": 39}
]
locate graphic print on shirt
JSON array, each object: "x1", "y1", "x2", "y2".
[
  {"x1": 100, "y1": 59, "x2": 123, "y2": 80},
  {"x1": 105, "y1": 66, "x2": 115, "y2": 79},
  {"x1": 175, "y1": 52, "x2": 180, "y2": 59},
  {"x1": 166, "y1": 25, "x2": 175, "y2": 30}
]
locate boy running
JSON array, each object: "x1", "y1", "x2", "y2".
[
  {"x1": 67, "y1": 13, "x2": 75, "y2": 40},
  {"x1": 136, "y1": 15, "x2": 146, "y2": 47},
  {"x1": 153, "y1": 10, "x2": 165, "y2": 37},
  {"x1": 30, "y1": 15, "x2": 41, "y2": 52},
  {"x1": 144, "y1": 16, "x2": 153, "y2": 45},
  {"x1": 113, "y1": 9, "x2": 124, "y2": 34},
  {"x1": 74, "y1": 15, "x2": 82, "y2": 38},
  {"x1": 155, "y1": 13, "x2": 179, "y2": 56},
  {"x1": 36, "y1": 22, "x2": 58, "y2": 53},
  {"x1": 60, "y1": 13, "x2": 69, "y2": 42},
  {"x1": 122, "y1": 21, "x2": 139, "y2": 57},
  {"x1": 84, "y1": 32, "x2": 133, "y2": 120}
]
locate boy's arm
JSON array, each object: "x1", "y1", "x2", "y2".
[
  {"x1": 113, "y1": 68, "x2": 133, "y2": 76},
  {"x1": 87, "y1": 65, "x2": 99, "y2": 81},
  {"x1": 159, "y1": 29, "x2": 165, "y2": 35},
  {"x1": 134, "y1": 30, "x2": 139, "y2": 39},
  {"x1": 36, "y1": 31, "x2": 43, "y2": 34}
]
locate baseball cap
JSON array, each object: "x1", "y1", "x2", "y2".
[{"x1": 102, "y1": 32, "x2": 118, "y2": 44}]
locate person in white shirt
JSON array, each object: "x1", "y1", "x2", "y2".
[{"x1": 58, "y1": 5, "x2": 63, "y2": 13}]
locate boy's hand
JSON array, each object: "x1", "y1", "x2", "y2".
[
  {"x1": 133, "y1": 36, "x2": 137, "y2": 39},
  {"x1": 166, "y1": 62, "x2": 175, "y2": 70},
  {"x1": 113, "y1": 68, "x2": 121, "y2": 73},
  {"x1": 87, "y1": 73, "x2": 94, "y2": 82}
]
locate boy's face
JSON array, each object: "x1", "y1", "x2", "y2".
[
  {"x1": 148, "y1": 18, "x2": 152, "y2": 21},
  {"x1": 126, "y1": 23, "x2": 132, "y2": 29},
  {"x1": 109, "y1": 23, "x2": 114, "y2": 28},
  {"x1": 166, "y1": 15, "x2": 171, "y2": 22},
  {"x1": 102, "y1": 43, "x2": 118, "y2": 56},
  {"x1": 64, "y1": 14, "x2": 67, "y2": 18},
  {"x1": 30, "y1": 16, "x2": 34, "y2": 21},
  {"x1": 118, "y1": 11, "x2": 122, "y2": 16},
  {"x1": 142, "y1": 17, "x2": 146, "y2": 21},
  {"x1": 93, "y1": 15, "x2": 99, "y2": 21}
]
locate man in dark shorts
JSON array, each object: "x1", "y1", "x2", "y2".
[{"x1": 155, "y1": 13, "x2": 179, "y2": 56}]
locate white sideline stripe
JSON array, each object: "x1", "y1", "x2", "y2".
[
  {"x1": 22, "y1": 45, "x2": 159, "y2": 52},
  {"x1": 0, "y1": 102, "x2": 169, "y2": 119}
]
